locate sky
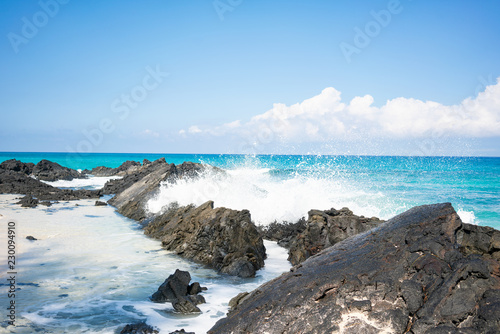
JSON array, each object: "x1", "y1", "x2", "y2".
[{"x1": 1, "y1": 0, "x2": 500, "y2": 156}]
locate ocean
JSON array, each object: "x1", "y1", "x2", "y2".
[{"x1": 0, "y1": 152, "x2": 499, "y2": 333}]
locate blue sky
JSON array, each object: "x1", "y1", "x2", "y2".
[{"x1": 1, "y1": 0, "x2": 500, "y2": 155}]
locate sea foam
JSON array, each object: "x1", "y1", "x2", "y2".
[{"x1": 146, "y1": 166, "x2": 395, "y2": 225}]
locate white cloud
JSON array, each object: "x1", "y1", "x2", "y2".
[{"x1": 179, "y1": 79, "x2": 500, "y2": 146}]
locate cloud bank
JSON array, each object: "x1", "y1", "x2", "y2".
[{"x1": 179, "y1": 79, "x2": 500, "y2": 153}]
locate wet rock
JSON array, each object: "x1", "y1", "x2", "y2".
[
  {"x1": 106, "y1": 159, "x2": 207, "y2": 221},
  {"x1": 168, "y1": 330, "x2": 195, "y2": 334},
  {"x1": 209, "y1": 203, "x2": 500, "y2": 334},
  {"x1": 151, "y1": 269, "x2": 193, "y2": 303},
  {"x1": 95, "y1": 200, "x2": 107, "y2": 206},
  {"x1": 32, "y1": 159, "x2": 83, "y2": 181},
  {"x1": 145, "y1": 201, "x2": 266, "y2": 278},
  {"x1": 259, "y1": 218, "x2": 307, "y2": 248},
  {"x1": 287, "y1": 207, "x2": 384, "y2": 265},
  {"x1": 26, "y1": 236, "x2": 37, "y2": 241},
  {"x1": 151, "y1": 269, "x2": 207, "y2": 314},
  {"x1": 120, "y1": 322, "x2": 159, "y2": 334}
]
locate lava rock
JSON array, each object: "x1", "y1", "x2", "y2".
[
  {"x1": 259, "y1": 218, "x2": 307, "y2": 249},
  {"x1": 0, "y1": 159, "x2": 34, "y2": 174},
  {"x1": 120, "y1": 322, "x2": 159, "y2": 334},
  {"x1": 287, "y1": 207, "x2": 384, "y2": 265},
  {"x1": 26, "y1": 236, "x2": 37, "y2": 241},
  {"x1": 151, "y1": 269, "x2": 207, "y2": 314},
  {"x1": 84, "y1": 160, "x2": 142, "y2": 177},
  {"x1": 32, "y1": 159, "x2": 83, "y2": 181},
  {"x1": 168, "y1": 330, "x2": 195, "y2": 334},
  {"x1": 95, "y1": 200, "x2": 107, "y2": 206},
  {"x1": 17, "y1": 195, "x2": 39, "y2": 207},
  {"x1": 209, "y1": 203, "x2": 500, "y2": 334},
  {"x1": 145, "y1": 201, "x2": 266, "y2": 278}
]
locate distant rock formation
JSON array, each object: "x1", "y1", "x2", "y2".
[
  {"x1": 83, "y1": 160, "x2": 142, "y2": 177},
  {"x1": 0, "y1": 159, "x2": 101, "y2": 202},
  {"x1": 145, "y1": 201, "x2": 266, "y2": 278},
  {"x1": 32, "y1": 159, "x2": 83, "y2": 181},
  {"x1": 209, "y1": 203, "x2": 500, "y2": 334}
]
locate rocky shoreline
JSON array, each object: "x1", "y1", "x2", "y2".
[{"x1": 1, "y1": 158, "x2": 499, "y2": 333}]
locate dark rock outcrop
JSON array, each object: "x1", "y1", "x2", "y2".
[
  {"x1": 145, "y1": 201, "x2": 266, "y2": 278},
  {"x1": 119, "y1": 322, "x2": 159, "y2": 334},
  {"x1": 26, "y1": 236, "x2": 37, "y2": 241},
  {"x1": 151, "y1": 269, "x2": 207, "y2": 314},
  {"x1": 168, "y1": 330, "x2": 195, "y2": 334},
  {"x1": 83, "y1": 160, "x2": 142, "y2": 177},
  {"x1": 32, "y1": 159, "x2": 83, "y2": 181},
  {"x1": 95, "y1": 200, "x2": 107, "y2": 206},
  {"x1": 106, "y1": 159, "x2": 206, "y2": 221},
  {"x1": 0, "y1": 159, "x2": 34, "y2": 174},
  {"x1": 0, "y1": 160, "x2": 101, "y2": 202},
  {"x1": 209, "y1": 203, "x2": 500, "y2": 334},
  {"x1": 17, "y1": 194, "x2": 39, "y2": 207},
  {"x1": 259, "y1": 218, "x2": 307, "y2": 249},
  {"x1": 287, "y1": 207, "x2": 384, "y2": 265}
]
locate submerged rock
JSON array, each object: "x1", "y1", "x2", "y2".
[
  {"x1": 119, "y1": 322, "x2": 159, "y2": 334},
  {"x1": 151, "y1": 269, "x2": 207, "y2": 314},
  {"x1": 209, "y1": 203, "x2": 500, "y2": 334},
  {"x1": 145, "y1": 201, "x2": 266, "y2": 278}
]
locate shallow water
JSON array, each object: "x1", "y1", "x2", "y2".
[{"x1": 0, "y1": 194, "x2": 290, "y2": 334}]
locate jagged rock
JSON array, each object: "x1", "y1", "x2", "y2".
[
  {"x1": 0, "y1": 159, "x2": 34, "y2": 174},
  {"x1": 120, "y1": 322, "x2": 159, "y2": 334},
  {"x1": 0, "y1": 164, "x2": 101, "y2": 203},
  {"x1": 106, "y1": 159, "x2": 206, "y2": 221},
  {"x1": 84, "y1": 160, "x2": 142, "y2": 177},
  {"x1": 259, "y1": 218, "x2": 307, "y2": 248},
  {"x1": 173, "y1": 296, "x2": 201, "y2": 313},
  {"x1": 151, "y1": 269, "x2": 193, "y2": 303},
  {"x1": 168, "y1": 330, "x2": 195, "y2": 334},
  {"x1": 32, "y1": 159, "x2": 83, "y2": 181},
  {"x1": 95, "y1": 200, "x2": 107, "y2": 206},
  {"x1": 145, "y1": 201, "x2": 266, "y2": 278},
  {"x1": 287, "y1": 207, "x2": 384, "y2": 265},
  {"x1": 209, "y1": 203, "x2": 500, "y2": 334},
  {"x1": 17, "y1": 195, "x2": 39, "y2": 207},
  {"x1": 151, "y1": 269, "x2": 207, "y2": 314}
]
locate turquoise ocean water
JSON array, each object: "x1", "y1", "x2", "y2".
[
  {"x1": 1, "y1": 152, "x2": 499, "y2": 229},
  {"x1": 1, "y1": 152, "x2": 499, "y2": 333}
]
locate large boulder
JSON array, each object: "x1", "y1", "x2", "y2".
[
  {"x1": 209, "y1": 203, "x2": 500, "y2": 334},
  {"x1": 144, "y1": 201, "x2": 266, "y2": 278},
  {"x1": 32, "y1": 159, "x2": 83, "y2": 181},
  {"x1": 288, "y1": 207, "x2": 384, "y2": 265}
]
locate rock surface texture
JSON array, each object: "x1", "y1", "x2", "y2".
[
  {"x1": 287, "y1": 207, "x2": 384, "y2": 265},
  {"x1": 31, "y1": 159, "x2": 83, "y2": 181},
  {"x1": 145, "y1": 201, "x2": 266, "y2": 278},
  {"x1": 209, "y1": 203, "x2": 500, "y2": 334}
]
